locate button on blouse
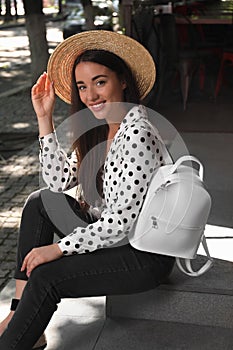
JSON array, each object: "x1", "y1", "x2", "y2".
[{"x1": 39, "y1": 105, "x2": 170, "y2": 255}]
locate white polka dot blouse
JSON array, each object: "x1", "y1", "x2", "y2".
[{"x1": 39, "y1": 105, "x2": 170, "y2": 255}]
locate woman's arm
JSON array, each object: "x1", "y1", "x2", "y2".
[
  {"x1": 56, "y1": 120, "x2": 166, "y2": 256},
  {"x1": 39, "y1": 133, "x2": 79, "y2": 192},
  {"x1": 31, "y1": 72, "x2": 55, "y2": 137},
  {"x1": 32, "y1": 73, "x2": 79, "y2": 192}
]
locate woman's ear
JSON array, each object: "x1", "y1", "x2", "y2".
[{"x1": 121, "y1": 80, "x2": 127, "y2": 90}]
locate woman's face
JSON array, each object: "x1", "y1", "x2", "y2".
[{"x1": 75, "y1": 61, "x2": 126, "y2": 121}]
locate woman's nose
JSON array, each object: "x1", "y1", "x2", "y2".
[{"x1": 86, "y1": 86, "x2": 99, "y2": 102}]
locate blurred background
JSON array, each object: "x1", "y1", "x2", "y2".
[{"x1": 1, "y1": 0, "x2": 233, "y2": 107}]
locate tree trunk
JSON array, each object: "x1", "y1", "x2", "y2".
[
  {"x1": 23, "y1": 0, "x2": 49, "y2": 84},
  {"x1": 4, "y1": 0, "x2": 12, "y2": 22},
  {"x1": 58, "y1": 0, "x2": 63, "y2": 15},
  {"x1": 81, "y1": 0, "x2": 95, "y2": 30},
  {"x1": 13, "y1": 0, "x2": 18, "y2": 19},
  {"x1": 25, "y1": 14, "x2": 50, "y2": 84}
]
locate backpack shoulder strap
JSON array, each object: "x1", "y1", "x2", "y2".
[
  {"x1": 176, "y1": 235, "x2": 214, "y2": 277},
  {"x1": 146, "y1": 120, "x2": 173, "y2": 165}
]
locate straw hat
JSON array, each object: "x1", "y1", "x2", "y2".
[{"x1": 47, "y1": 30, "x2": 156, "y2": 104}]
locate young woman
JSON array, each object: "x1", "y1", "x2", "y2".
[{"x1": 0, "y1": 30, "x2": 174, "y2": 350}]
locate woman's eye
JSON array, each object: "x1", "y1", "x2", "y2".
[
  {"x1": 77, "y1": 85, "x2": 86, "y2": 91},
  {"x1": 96, "y1": 80, "x2": 106, "y2": 86}
]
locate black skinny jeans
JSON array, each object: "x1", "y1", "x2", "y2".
[{"x1": 0, "y1": 189, "x2": 175, "y2": 350}]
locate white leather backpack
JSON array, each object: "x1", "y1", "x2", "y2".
[{"x1": 129, "y1": 126, "x2": 213, "y2": 277}]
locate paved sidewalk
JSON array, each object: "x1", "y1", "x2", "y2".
[
  {"x1": 0, "y1": 142, "x2": 38, "y2": 290},
  {"x1": 0, "y1": 18, "x2": 68, "y2": 291},
  {"x1": 0, "y1": 87, "x2": 68, "y2": 292}
]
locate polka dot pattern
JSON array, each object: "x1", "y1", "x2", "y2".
[
  {"x1": 39, "y1": 106, "x2": 169, "y2": 256},
  {"x1": 39, "y1": 132, "x2": 79, "y2": 192}
]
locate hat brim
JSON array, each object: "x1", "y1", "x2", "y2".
[{"x1": 47, "y1": 30, "x2": 156, "y2": 104}]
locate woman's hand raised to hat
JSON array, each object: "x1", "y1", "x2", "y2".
[{"x1": 31, "y1": 72, "x2": 55, "y2": 137}]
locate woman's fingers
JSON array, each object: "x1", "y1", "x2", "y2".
[
  {"x1": 20, "y1": 255, "x2": 28, "y2": 272},
  {"x1": 45, "y1": 73, "x2": 51, "y2": 91},
  {"x1": 21, "y1": 249, "x2": 43, "y2": 277},
  {"x1": 26, "y1": 257, "x2": 41, "y2": 277},
  {"x1": 32, "y1": 72, "x2": 48, "y2": 95},
  {"x1": 21, "y1": 245, "x2": 63, "y2": 278}
]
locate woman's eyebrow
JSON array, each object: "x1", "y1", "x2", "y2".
[
  {"x1": 76, "y1": 74, "x2": 108, "y2": 85},
  {"x1": 92, "y1": 74, "x2": 108, "y2": 81}
]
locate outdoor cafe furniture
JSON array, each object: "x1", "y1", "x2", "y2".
[{"x1": 127, "y1": 0, "x2": 233, "y2": 108}]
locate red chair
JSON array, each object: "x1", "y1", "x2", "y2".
[
  {"x1": 214, "y1": 49, "x2": 233, "y2": 98},
  {"x1": 157, "y1": 13, "x2": 212, "y2": 110}
]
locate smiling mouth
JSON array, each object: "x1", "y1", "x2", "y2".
[{"x1": 89, "y1": 102, "x2": 106, "y2": 112}]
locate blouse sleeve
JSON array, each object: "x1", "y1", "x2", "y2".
[
  {"x1": 57, "y1": 122, "x2": 166, "y2": 256},
  {"x1": 39, "y1": 132, "x2": 79, "y2": 192}
]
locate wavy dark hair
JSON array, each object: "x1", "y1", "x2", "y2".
[{"x1": 70, "y1": 49, "x2": 140, "y2": 208}]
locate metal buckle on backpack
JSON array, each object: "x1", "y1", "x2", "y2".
[
  {"x1": 151, "y1": 216, "x2": 158, "y2": 229},
  {"x1": 155, "y1": 183, "x2": 167, "y2": 194}
]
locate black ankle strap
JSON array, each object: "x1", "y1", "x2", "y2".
[{"x1": 10, "y1": 298, "x2": 20, "y2": 311}]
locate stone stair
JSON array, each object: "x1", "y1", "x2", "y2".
[
  {"x1": 93, "y1": 257, "x2": 233, "y2": 349},
  {"x1": 1, "y1": 257, "x2": 232, "y2": 349}
]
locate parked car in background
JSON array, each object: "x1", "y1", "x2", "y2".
[{"x1": 63, "y1": 1, "x2": 114, "y2": 39}]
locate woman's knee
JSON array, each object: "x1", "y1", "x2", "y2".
[
  {"x1": 21, "y1": 189, "x2": 56, "y2": 226},
  {"x1": 23, "y1": 189, "x2": 42, "y2": 211},
  {"x1": 23, "y1": 189, "x2": 53, "y2": 215},
  {"x1": 20, "y1": 190, "x2": 43, "y2": 225}
]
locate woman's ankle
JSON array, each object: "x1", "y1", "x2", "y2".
[
  {"x1": 0, "y1": 311, "x2": 14, "y2": 336},
  {"x1": 0, "y1": 297, "x2": 21, "y2": 335}
]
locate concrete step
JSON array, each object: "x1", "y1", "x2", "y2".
[
  {"x1": 94, "y1": 317, "x2": 233, "y2": 350},
  {"x1": 106, "y1": 257, "x2": 233, "y2": 329}
]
